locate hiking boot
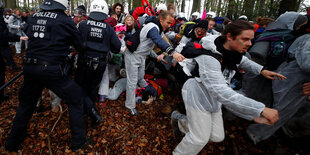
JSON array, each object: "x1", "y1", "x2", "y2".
[
  {"x1": 90, "y1": 107, "x2": 103, "y2": 125},
  {"x1": 127, "y1": 108, "x2": 138, "y2": 116},
  {"x1": 71, "y1": 136, "x2": 94, "y2": 152},
  {"x1": 171, "y1": 110, "x2": 184, "y2": 141},
  {"x1": 0, "y1": 94, "x2": 10, "y2": 103}
]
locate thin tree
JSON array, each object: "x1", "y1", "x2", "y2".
[
  {"x1": 278, "y1": 0, "x2": 301, "y2": 16},
  {"x1": 191, "y1": 0, "x2": 200, "y2": 14},
  {"x1": 181, "y1": 0, "x2": 185, "y2": 12},
  {"x1": 242, "y1": 0, "x2": 255, "y2": 20},
  {"x1": 226, "y1": 0, "x2": 235, "y2": 19}
]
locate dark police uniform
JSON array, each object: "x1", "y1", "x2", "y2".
[
  {"x1": 5, "y1": 9, "x2": 90, "y2": 151},
  {"x1": 74, "y1": 19, "x2": 121, "y2": 103}
]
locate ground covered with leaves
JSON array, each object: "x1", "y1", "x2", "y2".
[{"x1": 0, "y1": 51, "x2": 309, "y2": 154}]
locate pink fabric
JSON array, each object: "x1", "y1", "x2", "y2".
[{"x1": 201, "y1": 10, "x2": 207, "y2": 20}]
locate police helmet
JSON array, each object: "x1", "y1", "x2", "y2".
[
  {"x1": 89, "y1": 0, "x2": 109, "y2": 21},
  {"x1": 176, "y1": 12, "x2": 186, "y2": 19},
  {"x1": 156, "y1": 3, "x2": 167, "y2": 14},
  {"x1": 39, "y1": 0, "x2": 68, "y2": 11},
  {"x1": 74, "y1": 8, "x2": 86, "y2": 16},
  {"x1": 192, "y1": 12, "x2": 200, "y2": 19},
  {"x1": 238, "y1": 15, "x2": 248, "y2": 21},
  {"x1": 206, "y1": 11, "x2": 216, "y2": 18}
]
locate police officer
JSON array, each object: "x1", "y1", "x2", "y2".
[
  {"x1": 5, "y1": 0, "x2": 101, "y2": 152},
  {"x1": 74, "y1": 0, "x2": 121, "y2": 106}
]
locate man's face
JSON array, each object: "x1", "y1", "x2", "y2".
[
  {"x1": 160, "y1": 15, "x2": 174, "y2": 31},
  {"x1": 226, "y1": 29, "x2": 254, "y2": 53},
  {"x1": 208, "y1": 20, "x2": 215, "y2": 31},
  {"x1": 195, "y1": 27, "x2": 207, "y2": 38},
  {"x1": 22, "y1": 11, "x2": 27, "y2": 17},
  {"x1": 115, "y1": 6, "x2": 122, "y2": 15}
]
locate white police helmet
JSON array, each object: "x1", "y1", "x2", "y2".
[
  {"x1": 206, "y1": 11, "x2": 216, "y2": 18},
  {"x1": 176, "y1": 12, "x2": 186, "y2": 19},
  {"x1": 191, "y1": 12, "x2": 200, "y2": 20},
  {"x1": 238, "y1": 15, "x2": 248, "y2": 21},
  {"x1": 39, "y1": 0, "x2": 68, "y2": 11},
  {"x1": 89, "y1": 0, "x2": 109, "y2": 21},
  {"x1": 156, "y1": 3, "x2": 167, "y2": 14}
]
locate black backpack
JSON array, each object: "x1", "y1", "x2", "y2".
[
  {"x1": 124, "y1": 28, "x2": 142, "y2": 53},
  {"x1": 124, "y1": 16, "x2": 151, "y2": 53}
]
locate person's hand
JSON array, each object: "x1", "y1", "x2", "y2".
[
  {"x1": 20, "y1": 36, "x2": 28, "y2": 41},
  {"x1": 261, "y1": 70, "x2": 287, "y2": 80},
  {"x1": 260, "y1": 107, "x2": 279, "y2": 125},
  {"x1": 157, "y1": 54, "x2": 165, "y2": 62},
  {"x1": 303, "y1": 83, "x2": 310, "y2": 100},
  {"x1": 173, "y1": 52, "x2": 185, "y2": 62},
  {"x1": 142, "y1": 96, "x2": 154, "y2": 105},
  {"x1": 253, "y1": 117, "x2": 271, "y2": 125}
]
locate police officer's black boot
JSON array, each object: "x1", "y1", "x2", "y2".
[{"x1": 89, "y1": 107, "x2": 103, "y2": 126}]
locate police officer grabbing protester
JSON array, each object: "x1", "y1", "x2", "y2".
[
  {"x1": 74, "y1": 0, "x2": 121, "y2": 110},
  {"x1": 5, "y1": 0, "x2": 102, "y2": 152}
]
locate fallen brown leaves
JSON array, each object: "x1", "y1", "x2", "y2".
[{"x1": 0, "y1": 51, "x2": 308, "y2": 154}]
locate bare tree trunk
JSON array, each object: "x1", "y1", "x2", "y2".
[
  {"x1": 167, "y1": 0, "x2": 174, "y2": 4},
  {"x1": 216, "y1": 0, "x2": 222, "y2": 16},
  {"x1": 128, "y1": 0, "x2": 132, "y2": 10},
  {"x1": 7, "y1": 0, "x2": 17, "y2": 8},
  {"x1": 258, "y1": 0, "x2": 266, "y2": 17},
  {"x1": 242, "y1": 0, "x2": 255, "y2": 20},
  {"x1": 234, "y1": 0, "x2": 240, "y2": 19},
  {"x1": 278, "y1": 0, "x2": 299, "y2": 16},
  {"x1": 132, "y1": 0, "x2": 140, "y2": 10},
  {"x1": 226, "y1": 0, "x2": 235, "y2": 19},
  {"x1": 191, "y1": 0, "x2": 199, "y2": 14},
  {"x1": 181, "y1": 0, "x2": 185, "y2": 12},
  {"x1": 268, "y1": 0, "x2": 274, "y2": 17}
]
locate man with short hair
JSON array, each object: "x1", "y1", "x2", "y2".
[{"x1": 171, "y1": 20, "x2": 285, "y2": 155}]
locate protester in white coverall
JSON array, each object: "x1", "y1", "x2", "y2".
[
  {"x1": 171, "y1": 20, "x2": 286, "y2": 155},
  {"x1": 124, "y1": 11, "x2": 184, "y2": 115}
]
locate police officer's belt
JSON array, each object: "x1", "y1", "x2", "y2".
[
  {"x1": 84, "y1": 56, "x2": 106, "y2": 62},
  {"x1": 23, "y1": 57, "x2": 61, "y2": 66}
]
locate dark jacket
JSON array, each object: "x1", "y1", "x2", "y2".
[
  {"x1": 78, "y1": 19, "x2": 121, "y2": 58},
  {"x1": 24, "y1": 10, "x2": 84, "y2": 64}
]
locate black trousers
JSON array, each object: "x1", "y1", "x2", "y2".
[
  {"x1": 0, "y1": 47, "x2": 17, "y2": 68},
  {"x1": 0, "y1": 52, "x2": 5, "y2": 100},
  {"x1": 75, "y1": 61, "x2": 106, "y2": 103},
  {"x1": 6, "y1": 64, "x2": 88, "y2": 151}
]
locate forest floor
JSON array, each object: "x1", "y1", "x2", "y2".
[{"x1": 0, "y1": 50, "x2": 309, "y2": 154}]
